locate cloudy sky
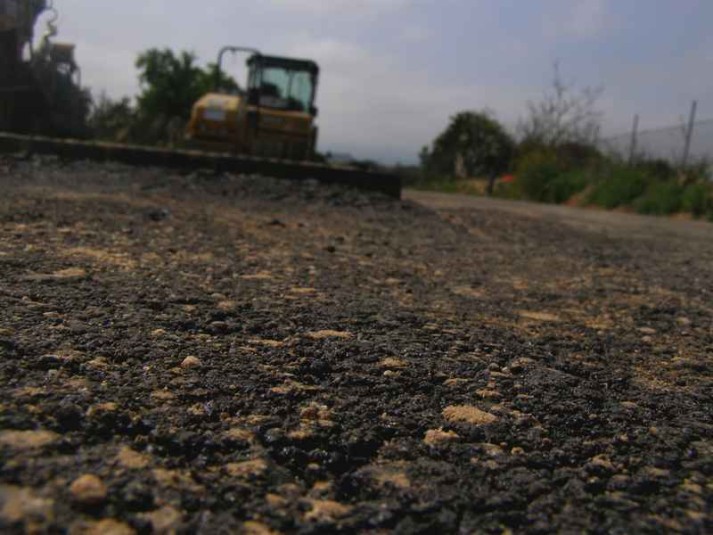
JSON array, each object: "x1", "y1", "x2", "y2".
[{"x1": 41, "y1": 0, "x2": 713, "y2": 163}]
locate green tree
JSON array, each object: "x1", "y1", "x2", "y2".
[
  {"x1": 421, "y1": 111, "x2": 515, "y2": 179},
  {"x1": 135, "y1": 49, "x2": 206, "y2": 121},
  {"x1": 133, "y1": 48, "x2": 238, "y2": 144},
  {"x1": 518, "y1": 63, "x2": 603, "y2": 148},
  {"x1": 88, "y1": 93, "x2": 135, "y2": 142}
]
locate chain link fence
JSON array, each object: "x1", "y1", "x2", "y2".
[{"x1": 599, "y1": 117, "x2": 713, "y2": 169}]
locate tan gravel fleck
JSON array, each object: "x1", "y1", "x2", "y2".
[
  {"x1": 442, "y1": 405, "x2": 497, "y2": 425},
  {"x1": 300, "y1": 403, "x2": 332, "y2": 422},
  {"x1": 26, "y1": 267, "x2": 87, "y2": 281},
  {"x1": 140, "y1": 505, "x2": 183, "y2": 534},
  {"x1": 642, "y1": 466, "x2": 670, "y2": 478},
  {"x1": 306, "y1": 330, "x2": 352, "y2": 339},
  {"x1": 479, "y1": 443, "x2": 505, "y2": 457},
  {"x1": 217, "y1": 300, "x2": 237, "y2": 311},
  {"x1": 242, "y1": 520, "x2": 279, "y2": 535},
  {"x1": 518, "y1": 310, "x2": 560, "y2": 322},
  {"x1": 443, "y1": 378, "x2": 469, "y2": 387},
  {"x1": 589, "y1": 454, "x2": 615, "y2": 471},
  {"x1": 0, "y1": 429, "x2": 59, "y2": 450},
  {"x1": 476, "y1": 388, "x2": 502, "y2": 400},
  {"x1": 288, "y1": 426, "x2": 314, "y2": 440},
  {"x1": 451, "y1": 286, "x2": 483, "y2": 298},
  {"x1": 290, "y1": 287, "x2": 317, "y2": 294},
  {"x1": 380, "y1": 357, "x2": 407, "y2": 369},
  {"x1": 187, "y1": 403, "x2": 207, "y2": 416},
  {"x1": 226, "y1": 459, "x2": 268, "y2": 478},
  {"x1": 151, "y1": 390, "x2": 176, "y2": 402},
  {"x1": 424, "y1": 428, "x2": 460, "y2": 446},
  {"x1": 86, "y1": 402, "x2": 118, "y2": 417},
  {"x1": 240, "y1": 272, "x2": 273, "y2": 280},
  {"x1": 224, "y1": 428, "x2": 255, "y2": 443},
  {"x1": 180, "y1": 355, "x2": 202, "y2": 369},
  {"x1": 270, "y1": 380, "x2": 320, "y2": 394},
  {"x1": 265, "y1": 493, "x2": 288, "y2": 508},
  {"x1": 71, "y1": 518, "x2": 136, "y2": 535},
  {"x1": 115, "y1": 446, "x2": 150, "y2": 469},
  {"x1": 84, "y1": 357, "x2": 109, "y2": 370},
  {"x1": 152, "y1": 469, "x2": 203, "y2": 492},
  {"x1": 0, "y1": 485, "x2": 54, "y2": 526},
  {"x1": 249, "y1": 338, "x2": 284, "y2": 348},
  {"x1": 305, "y1": 500, "x2": 352, "y2": 522},
  {"x1": 69, "y1": 474, "x2": 107, "y2": 505}
]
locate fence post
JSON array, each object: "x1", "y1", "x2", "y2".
[
  {"x1": 681, "y1": 100, "x2": 697, "y2": 168},
  {"x1": 628, "y1": 114, "x2": 639, "y2": 165}
]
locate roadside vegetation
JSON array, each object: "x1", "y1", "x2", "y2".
[
  {"x1": 85, "y1": 51, "x2": 713, "y2": 221},
  {"x1": 413, "y1": 66, "x2": 713, "y2": 221},
  {"x1": 88, "y1": 48, "x2": 238, "y2": 146}
]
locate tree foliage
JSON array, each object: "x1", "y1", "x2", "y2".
[
  {"x1": 88, "y1": 93, "x2": 135, "y2": 142},
  {"x1": 518, "y1": 63, "x2": 603, "y2": 148},
  {"x1": 136, "y1": 49, "x2": 214, "y2": 122},
  {"x1": 90, "y1": 48, "x2": 238, "y2": 145},
  {"x1": 420, "y1": 111, "x2": 515, "y2": 179}
]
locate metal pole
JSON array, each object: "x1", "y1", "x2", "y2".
[
  {"x1": 628, "y1": 114, "x2": 639, "y2": 165},
  {"x1": 681, "y1": 100, "x2": 697, "y2": 168}
]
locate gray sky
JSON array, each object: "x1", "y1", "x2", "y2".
[{"x1": 43, "y1": 0, "x2": 713, "y2": 163}]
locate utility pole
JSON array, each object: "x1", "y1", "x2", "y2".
[
  {"x1": 681, "y1": 100, "x2": 697, "y2": 168},
  {"x1": 628, "y1": 114, "x2": 639, "y2": 165}
]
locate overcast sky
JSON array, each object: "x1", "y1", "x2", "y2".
[{"x1": 41, "y1": 0, "x2": 713, "y2": 163}]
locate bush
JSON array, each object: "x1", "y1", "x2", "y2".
[
  {"x1": 515, "y1": 150, "x2": 562, "y2": 202},
  {"x1": 681, "y1": 183, "x2": 713, "y2": 217},
  {"x1": 587, "y1": 166, "x2": 649, "y2": 208},
  {"x1": 493, "y1": 180, "x2": 522, "y2": 200},
  {"x1": 547, "y1": 170, "x2": 590, "y2": 204},
  {"x1": 421, "y1": 111, "x2": 515, "y2": 179},
  {"x1": 633, "y1": 159, "x2": 675, "y2": 182},
  {"x1": 633, "y1": 181, "x2": 683, "y2": 215},
  {"x1": 514, "y1": 150, "x2": 588, "y2": 203}
]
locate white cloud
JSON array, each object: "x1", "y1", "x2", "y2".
[
  {"x1": 398, "y1": 25, "x2": 432, "y2": 44},
  {"x1": 73, "y1": 41, "x2": 139, "y2": 101},
  {"x1": 543, "y1": 0, "x2": 612, "y2": 40},
  {"x1": 269, "y1": 0, "x2": 411, "y2": 16},
  {"x1": 567, "y1": 0, "x2": 609, "y2": 38},
  {"x1": 287, "y1": 37, "x2": 527, "y2": 162}
]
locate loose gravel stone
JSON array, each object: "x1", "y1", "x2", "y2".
[
  {"x1": 0, "y1": 430, "x2": 59, "y2": 450},
  {"x1": 424, "y1": 428, "x2": 460, "y2": 446},
  {"x1": 180, "y1": 356, "x2": 202, "y2": 369},
  {"x1": 69, "y1": 475, "x2": 107, "y2": 506},
  {"x1": 442, "y1": 405, "x2": 497, "y2": 425}
]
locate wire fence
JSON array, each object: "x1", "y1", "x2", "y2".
[{"x1": 599, "y1": 115, "x2": 713, "y2": 169}]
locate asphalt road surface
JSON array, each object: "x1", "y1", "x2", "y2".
[{"x1": 0, "y1": 160, "x2": 710, "y2": 533}]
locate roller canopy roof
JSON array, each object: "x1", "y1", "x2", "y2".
[{"x1": 247, "y1": 54, "x2": 319, "y2": 75}]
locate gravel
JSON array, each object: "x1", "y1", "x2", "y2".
[{"x1": 0, "y1": 156, "x2": 710, "y2": 533}]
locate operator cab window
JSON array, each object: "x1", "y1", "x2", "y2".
[{"x1": 259, "y1": 67, "x2": 314, "y2": 113}]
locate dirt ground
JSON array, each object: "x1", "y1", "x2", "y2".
[{"x1": 0, "y1": 157, "x2": 711, "y2": 534}]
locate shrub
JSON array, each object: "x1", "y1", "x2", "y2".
[
  {"x1": 515, "y1": 150, "x2": 563, "y2": 202},
  {"x1": 421, "y1": 111, "x2": 515, "y2": 179},
  {"x1": 633, "y1": 159, "x2": 675, "y2": 182},
  {"x1": 493, "y1": 180, "x2": 522, "y2": 200},
  {"x1": 634, "y1": 181, "x2": 683, "y2": 215},
  {"x1": 546, "y1": 170, "x2": 589, "y2": 204},
  {"x1": 514, "y1": 150, "x2": 588, "y2": 203},
  {"x1": 587, "y1": 166, "x2": 649, "y2": 208},
  {"x1": 681, "y1": 183, "x2": 713, "y2": 217}
]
